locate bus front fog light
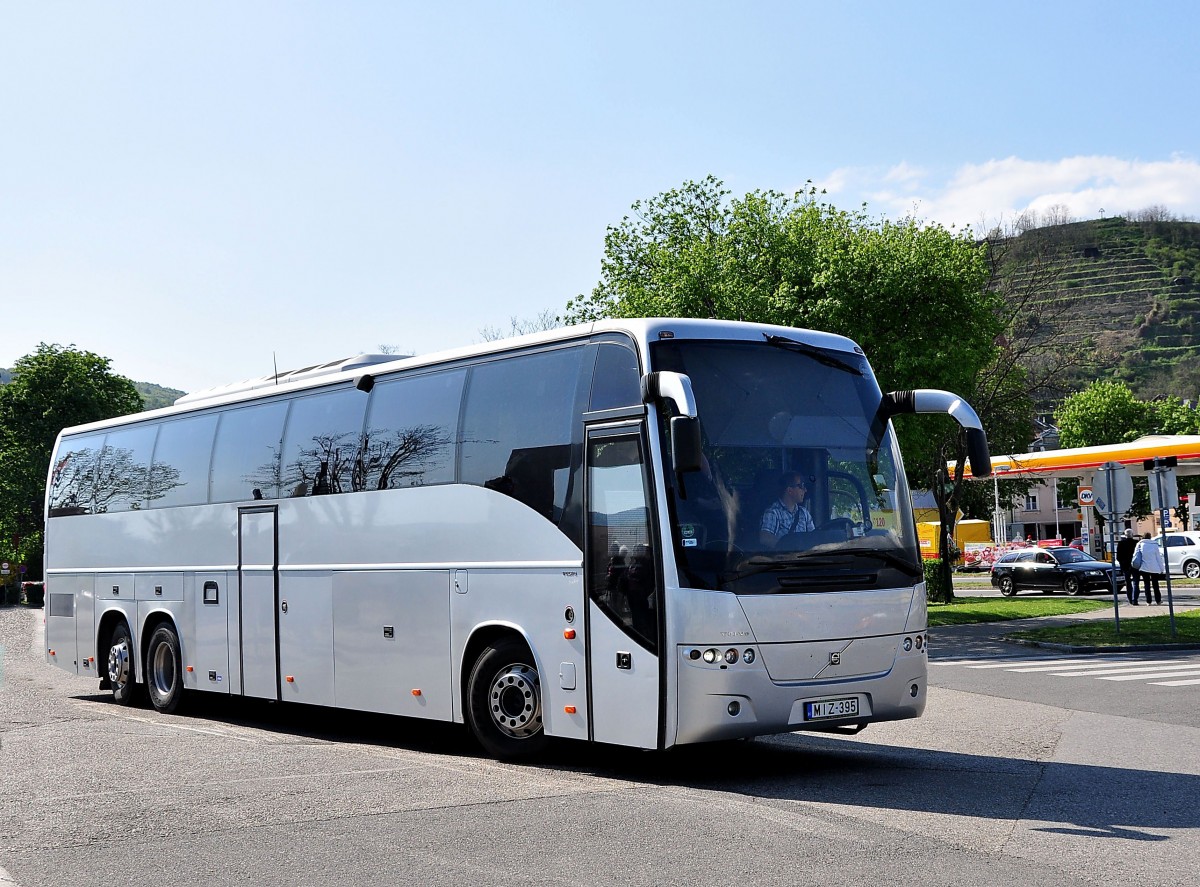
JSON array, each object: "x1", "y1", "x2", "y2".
[
  {"x1": 903, "y1": 637, "x2": 913, "y2": 652},
  {"x1": 727, "y1": 701, "x2": 741, "y2": 716},
  {"x1": 688, "y1": 648, "x2": 701, "y2": 660},
  {"x1": 915, "y1": 635, "x2": 924, "y2": 650},
  {"x1": 702, "y1": 648, "x2": 719, "y2": 664},
  {"x1": 910, "y1": 683, "x2": 920, "y2": 698},
  {"x1": 724, "y1": 648, "x2": 738, "y2": 664},
  {"x1": 742, "y1": 648, "x2": 755, "y2": 664}
]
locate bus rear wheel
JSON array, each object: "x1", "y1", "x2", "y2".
[
  {"x1": 466, "y1": 638, "x2": 547, "y2": 759},
  {"x1": 106, "y1": 621, "x2": 140, "y2": 706},
  {"x1": 146, "y1": 624, "x2": 185, "y2": 714}
]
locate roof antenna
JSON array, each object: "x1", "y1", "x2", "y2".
[{"x1": 273, "y1": 352, "x2": 279, "y2": 385}]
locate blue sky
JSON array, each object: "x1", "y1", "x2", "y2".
[{"x1": 3, "y1": 1, "x2": 1198, "y2": 393}]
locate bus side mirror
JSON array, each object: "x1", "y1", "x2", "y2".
[{"x1": 670, "y1": 416, "x2": 702, "y2": 474}]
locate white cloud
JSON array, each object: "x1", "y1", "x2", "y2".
[{"x1": 820, "y1": 154, "x2": 1200, "y2": 232}]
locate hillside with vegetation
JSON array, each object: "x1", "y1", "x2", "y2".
[
  {"x1": 988, "y1": 214, "x2": 1200, "y2": 407},
  {"x1": 0, "y1": 370, "x2": 184, "y2": 411}
]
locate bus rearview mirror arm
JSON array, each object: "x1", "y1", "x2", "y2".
[
  {"x1": 642, "y1": 372, "x2": 703, "y2": 482},
  {"x1": 881, "y1": 389, "x2": 992, "y2": 479}
]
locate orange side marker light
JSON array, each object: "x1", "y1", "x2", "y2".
[
  {"x1": 412, "y1": 689, "x2": 422, "y2": 696},
  {"x1": 564, "y1": 629, "x2": 576, "y2": 639},
  {"x1": 564, "y1": 706, "x2": 577, "y2": 714},
  {"x1": 285, "y1": 675, "x2": 295, "y2": 683}
]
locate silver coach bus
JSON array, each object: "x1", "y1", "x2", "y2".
[{"x1": 43, "y1": 318, "x2": 989, "y2": 757}]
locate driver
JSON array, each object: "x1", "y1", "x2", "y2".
[{"x1": 759, "y1": 472, "x2": 814, "y2": 547}]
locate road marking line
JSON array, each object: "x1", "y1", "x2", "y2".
[
  {"x1": 1150, "y1": 678, "x2": 1200, "y2": 686},
  {"x1": 1053, "y1": 663, "x2": 1200, "y2": 677},
  {"x1": 1100, "y1": 669, "x2": 1200, "y2": 682},
  {"x1": 1007, "y1": 661, "x2": 1164, "y2": 673},
  {"x1": 962, "y1": 659, "x2": 1102, "y2": 670}
]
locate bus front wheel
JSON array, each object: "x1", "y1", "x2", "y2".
[
  {"x1": 466, "y1": 638, "x2": 547, "y2": 759},
  {"x1": 146, "y1": 624, "x2": 185, "y2": 714},
  {"x1": 106, "y1": 622, "x2": 140, "y2": 706}
]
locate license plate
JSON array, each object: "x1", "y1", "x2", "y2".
[{"x1": 804, "y1": 697, "x2": 859, "y2": 720}]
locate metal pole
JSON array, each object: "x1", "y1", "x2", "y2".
[
  {"x1": 1107, "y1": 468, "x2": 1120, "y2": 634},
  {"x1": 1155, "y1": 468, "x2": 1177, "y2": 637}
]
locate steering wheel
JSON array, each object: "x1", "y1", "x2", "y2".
[{"x1": 815, "y1": 517, "x2": 855, "y2": 540}]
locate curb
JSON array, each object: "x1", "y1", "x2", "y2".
[{"x1": 1002, "y1": 637, "x2": 1200, "y2": 654}]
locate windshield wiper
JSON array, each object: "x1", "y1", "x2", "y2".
[
  {"x1": 763, "y1": 334, "x2": 863, "y2": 376},
  {"x1": 833, "y1": 548, "x2": 924, "y2": 576}
]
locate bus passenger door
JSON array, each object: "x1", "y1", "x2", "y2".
[
  {"x1": 238, "y1": 506, "x2": 279, "y2": 700},
  {"x1": 585, "y1": 425, "x2": 661, "y2": 749}
]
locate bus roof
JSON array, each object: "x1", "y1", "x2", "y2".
[{"x1": 57, "y1": 318, "x2": 864, "y2": 437}]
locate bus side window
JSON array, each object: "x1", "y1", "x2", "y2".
[
  {"x1": 279, "y1": 386, "x2": 368, "y2": 496},
  {"x1": 359, "y1": 369, "x2": 464, "y2": 490},
  {"x1": 590, "y1": 343, "x2": 641, "y2": 411},
  {"x1": 460, "y1": 347, "x2": 583, "y2": 529},
  {"x1": 47, "y1": 433, "x2": 106, "y2": 517},
  {"x1": 210, "y1": 401, "x2": 290, "y2": 502}
]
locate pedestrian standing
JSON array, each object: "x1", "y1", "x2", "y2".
[
  {"x1": 1116, "y1": 528, "x2": 1139, "y2": 603},
  {"x1": 1134, "y1": 532, "x2": 1165, "y2": 605}
]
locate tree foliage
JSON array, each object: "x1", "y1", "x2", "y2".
[{"x1": 0, "y1": 344, "x2": 142, "y2": 578}]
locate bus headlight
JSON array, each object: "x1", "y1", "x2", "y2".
[
  {"x1": 724, "y1": 648, "x2": 739, "y2": 664},
  {"x1": 702, "y1": 648, "x2": 719, "y2": 664},
  {"x1": 903, "y1": 637, "x2": 913, "y2": 652},
  {"x1": 742, "y1": 648, "x2": 756, "y2": 664}
]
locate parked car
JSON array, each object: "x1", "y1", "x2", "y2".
[
  {"x1": 990, "y1": 546, "x2": 1116, "y2": 597},
  {"x1": 1161, "y1": 531, "x2": 1200, "y2": 579}
]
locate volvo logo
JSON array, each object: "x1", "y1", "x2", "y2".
[{"x1": 829, "y1": 651, "x2": 842, "y2": 666}]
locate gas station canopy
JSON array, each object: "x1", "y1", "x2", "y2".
[{"x1": 955, "y1": 435, "x2": 1200, "y2": 481}]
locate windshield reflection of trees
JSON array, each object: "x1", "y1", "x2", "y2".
[
  {"x1": 48, "y1": 446, "x2": 181, "y2": 515},
  {"x1": 50, "y1": 422, "x2": 454, "y2": 514},
  {"x1": 249, "y1": 424, "x2": 452, "y2": 498}
]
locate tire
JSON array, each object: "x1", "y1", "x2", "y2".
[
  {"x1": 1064, "y1": 576, "x2": 1082, "y2": 596},
  {"x1": 465, "y1": 637, "x2": 547, "y2": 759},
  {"x1": 146, "y1": 623, "x2": 185, "y2": 714},
  {"x1": 998, "y1": 576, "x2": 1017, "y2": 597},
  {"x1": 105, "y1": 621, "x2": 140, "y2": 706},
  {"x1": 1184, "y1": 560, "x2": 1200, "y2": 580}
]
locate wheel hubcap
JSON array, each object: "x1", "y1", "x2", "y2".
[
  {"x1": 108, "y1": 638, "x2": 130, "y2": 686},
  {"x1": 487, "y1": 663, "x2": 542, "y2": 739}
]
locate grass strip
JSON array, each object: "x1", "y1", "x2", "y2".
[
  {"x1": 1012, "y1": 609, "x2": 1200, "y2": 647},
  {"x1": 927, "y1": 596, "x2": 1110, "y2": 626}
]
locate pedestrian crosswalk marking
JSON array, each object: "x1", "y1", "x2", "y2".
[{"x1": 932, "y1": 655, "x2": 1200, "y2": 688}]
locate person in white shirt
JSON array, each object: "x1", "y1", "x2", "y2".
[{"x1": 1134, "y1": 533, "x2": 1165, "y2": 605}]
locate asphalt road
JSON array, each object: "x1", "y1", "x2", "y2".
[{"x1": 3, "y1": 604, "x2": 1199, "y2": 887}]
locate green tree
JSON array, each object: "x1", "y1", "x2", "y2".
[
  {"x1": 0, "y1": 344, "x2": 142, "y2": 580},
  {"x1": 569, "y1": 177, "x2": 1008, "y2": 599},
  {"x1": 1056, "y1": 381, "x2": 1151, "y2": 448}
]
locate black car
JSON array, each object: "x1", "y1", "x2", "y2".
[{"x1": 990, "y1": 546, "x2": 1116, "y2": 597}]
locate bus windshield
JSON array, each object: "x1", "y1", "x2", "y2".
[{"x1": 652, "y1": 338, "x2": 921, "y2": 593}]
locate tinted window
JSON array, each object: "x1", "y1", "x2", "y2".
[
  {"x1": 151, "y1": 413, "x2": 218, "y2": 508},
  {"x1": 47, "y1": 433, "x2": 106, "y2": 516},
  {"x1": 360, "y1": 370, "x2": 464, "y2": 490},
  {"x1": 587, "y1": 432, "x2": 657, "y2": 651},
  {"x1": 590, "y1": 343, "x2": 642, "y2": 411},
  {"x1": 95, "y1": 424, "x2": 159, "y2": 513},
  {"x1": 210, "y1": 401, "x2": 289, "y2": 502},
  {"x1": 460, "y1": 347, "x2": 583, "y2": 522},
  {"x1": 279, "y1": 387, "x2": 368, "y2": 496}
]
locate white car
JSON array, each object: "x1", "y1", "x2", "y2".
[{"x1": 1162, "y1": 532, "x2": 1200, "y2": 579}]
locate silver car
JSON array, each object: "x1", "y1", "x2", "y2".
[{"x1": 1162, "y1": 532, "x2": 1200, "y2": 579}]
